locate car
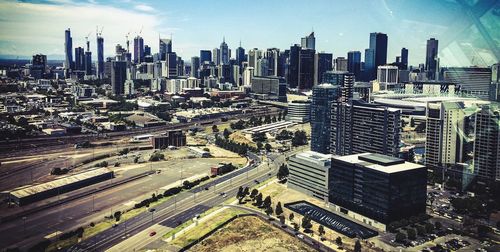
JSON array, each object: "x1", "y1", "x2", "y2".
[
  {"x1": 296, "y1": 234, "x2": 304, "y2": 239},
  {"x1": 149, "y1": 231, "x2": 156, "y2": 236},
  {"x1": 254, "y1": 180, "x2": 260, "y2": 184},
  {"x1": 204, "y1": 187, "x2": 209, "y2": 190},
  {"x1": 112, "y1": 224, "x2": 118, "y2": 228}
]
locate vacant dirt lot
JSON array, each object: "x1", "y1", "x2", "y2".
[{"x1": 190, "y1": 216, "x2": 316, "y2": 252}]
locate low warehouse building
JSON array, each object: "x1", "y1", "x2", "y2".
[
  {"x1": 8, "y1": 168, "x2": 114, "y2": 206},
  {"x1": 151, "y1": 130, "x2": 187, "y2": 149}
]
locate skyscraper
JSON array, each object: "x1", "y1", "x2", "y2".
[
  {"x1": 266, "y1": 48, "x2": 279, "y2": 76},
  {"x1": 111, "y1": 61, "x2": 127, "y2": 95},
  {"x1": 96, "y1": 34, "x2": 104, "y2": 79},
  {"x1": 311, "y1": 84, "x2": 340, "y2": 154},
  {"x1": 159, "y1": 38, "x2": 172, "y2": 61},
  {"x1": 301, "y1": 32, "x2": 315, "y2": 50},
  {"x1": 287, "y1": 45, "x2": 301, "y2": 89},
  {"x1": 64, "y1": 28, "x2": 73, "y2": 72},
  {"x1": 75, "y1": 47, "x2": 85, "y2": 71},
  {"x1": 425, "y1": 38, "x2": 439, "y2": 80},
  {"x1": 365, "y1": 32, "x2": 388, "y2": 80},
  {"x1": 298, "y1": 48, "x2": 315, "y2": 90},
  {"x1": 314, "y1": 52, "x2": 333, "y2": 85},
  {"x1": 134, "y1": 36, "x2": 144, "y2": 63},
  {"x1": 200, "y1": 50, "x2": 212, "y2": 63},
  {"x1": 401, "y1": 47, "x2": 408, "y2": 70},
  {"x1": 334, "y1": 57, "x2": 348, "y2": 72},
  {"x1": 236, "y1": 43, "x2": 245, "y2": 67},
  {"x1": 84, "y1": 49, "x2": 92, "y2": 75},
  {"x1": 347, "y1": 51, "x2": 361, "y2": 78},
  {"x1": 443, "y1": 67, "x2": 491, "y2": 99},
  {"x1": 220, "y1": 37, "x2": 229, "y2": 65},
  {"x1": 191, "y1": 56, "x2": 200, "y2": 78},
  {"x1": 213, "y1": 48, "x2": 221, "y2": 65},
  {"x1": 364, "y1": 48, "x2": 375, "y2": 80},
  {"x1": 144, "y1": 45, "x2": 151, "y2": 56},
  {"x1": 473, "y1": 105, "x2": 500, "y2": 181}
]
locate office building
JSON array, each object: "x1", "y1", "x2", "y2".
[
  {"x1": 364, "y1": 32, "x2": 387, "y2": 80},
  {"x1": 491, "y1": 63, "x2": 500, "y2": 102},
  {"x1": 97, "y1": 34, "x2": 104, "y2": 79},
  {"x1": 286, "y1": 101, "x2": 311, "y2": 123},
  {"x1": 144, "y1": 45, "x2": 151, "y2": 56},
  {"x1": 287, "y1": 44, "x2": 301, "y2": 88},
  {"x1": 311, "y1": 84, "x2": 340, "y2": 154},
  {"x1": 250, "y1": 76, "x2": 287, "y2": 102},
  {"x1": 219, "y1": 37, "x2": 229, "y2": 65},
  {"x1": 64, "y1": 28, "x2": 73, "y2": 72},
  {"x1": 377, "y1": 65, "x2": 399, "y2": 90},
  {"x1": 330, "y1": 153, "x2": 427, "y2": 228},
  {"x1": 425, "y1": 38, "x2": 439, "y2": 80},
  {"x1": 443, "y1": 67, "x2": 492, "y2": 99},
  {"x1": 473, "y1": 105, "x2": 500, "y2": 181},
  {"x1": 235, "y1": 43, "x2": 245, "y2": 67},
  {"x1": 401, "y1": 48, "x2": 408, "y2": 70},
  {"x1": 200, "y1": 50, "x2": 212, "y2": 63},
  {"x1": 134, "y1": 36, "x2": 144, "y2": 63},
  {"x1": 364, "y1": 48, "x2": 375, "y2": 80},
  {"x1": 191, "y1": 56, "x2": 200, "y2": 78},
  {"x1": 84, "y1": 49, "x2": 92, "y2": 75},
  {"x1": 335, "y1": 57, "x2": 348, "y2": 72},
  {"x1": 162, "y1": 52, "x2": 178, "y2": 78},
  {"x1": 347, "y1": 51, "x2": 361, "y2": 77},
  {"x1": 425, "y1": 102, "x2": 466, "y2": 168},
  {"x1": 322, "y1": 71, "x2": 354, "y2": 101},
  {"x1": 111, "y1": 61, "x2": 127, "y2": 95},
  {"x1": 288, "y1": 151, "x2": 333, "y2": 200},
  {"x1": 298, "y1": 48, "x2": 315, "y2": 90},
  {"x1": 30, "y1": 54, "x2": 47, "y2": 79},
  {"x1": 212, "y1": 48, "x2": 220, "y2": 65},
  {"x1": 75, "y1": 47, "x2": 85, "y2": 71},
  {"x1": 266, "y1": 48, "x2": 279, "y2": 76},
  {"x1": 159, "y1": 38, "x2": 172, "y2": 60},
  {"x1": 301, "y1": 32, "x2": 315, "y2": 50},
  {"x1": 152, "y1": 130, "x2": 187, "y2": 149},
  {"x1": 314, "y1": 52, "x2": 333, "y2": 85}
]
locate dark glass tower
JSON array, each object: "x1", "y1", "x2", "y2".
[
  {"x1": 401, "y1": 47, "x2": 408, "y2": 70},
  {"x1": 311, "y1": 84, "x2": 340, "y2": 154},
  {"x1": 287, "y1": 44, "x2": 301, "y2": 88},
  {"x1": 220, "y1": 37, "x2": 229, "y2": 65},
  {"x1": 159, "y1": 38, "x2": 172, "y2": 61},
  {"x1": 134, "y1": 36, "x2": 144, "y2": 63},
  {"x1": 200, "y1": 50, "x2": 212, "y2": 63},
  {"x1": 347, "y1": 51, "x2": 361, "y2": 78},
  {"x1": 97, "y1": 35, "x2": 104, "y2": 79},
  {"x1": 111, "y1": 61, "x2": 127, "y2": 95},
  {"x1": 365, "y1": 32, "x2": 388, "y2": 80},
  {"x1": 74, "y1": 47, "x2": 84, "y2": 70},
  {"x1": 426, "y1": 38, "x2": 439, "y2": 79},
  {"x1": 315, "y1": 52, "x2": 333, "y2": 84},
  {"x1": 235, "y1": 43, "x2": 245, "y2": 67},
  {"x1": 298, "y1": 48, "x2": 315, "y2": 90},
  {"x1": 64, "y1": 28, "x2": 73, "y2": 71},
  {"x1": 191, "y1": 56, "x2": 200, "y2": 78}
]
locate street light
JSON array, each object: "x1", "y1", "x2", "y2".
[
  {"x1": 22, "y1": 216, "x2": 27, "y2": 235},
  {"x1": 149, "y1": 208, "x2": 156, "y2": 222}
]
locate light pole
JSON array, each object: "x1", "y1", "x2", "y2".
[
  {"x1": 22, "y1": 216, "x2": 27, "y2": 235},
  {"x1": 149, "y1": 208, "x2": 156, "y2": 222}
]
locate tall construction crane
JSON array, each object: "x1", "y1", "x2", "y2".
[
  {"x1": 125, "y1": 32, "x2": 130, "y2": 52},
  {"x1": 85, "y1": 32, "x2": 91, "y2": 52}
]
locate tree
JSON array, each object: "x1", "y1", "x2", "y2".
[
  {"x1": 265, "y1": 205, "x2": 274, "y2": 217},
  {"x1": 277, "y1": 164, "x2": 289, "y2": 181},
  {"x1": 114, "y1": 211, "x2": 122, "y2": 222},
  {"x1": 318, "y1": 225, "x2": 325, "y2": 238},
  {"x1": 416, "y1": 224, "x2": 426, "y2": 236},
  {"x1": 354, "y1": 240, "x2": 362, "y2": 252},
  {"x1": 272, "y1": 116, "x2": 277, "y2": 123},
  {"x1": 263, "y1": 195, "x2": 272, "y2": 209},
  {"x1": 301, "y1": 216, "x2": 312, "y2": 231},
  {"x1": 293, "y1": 223, "x2": 299, "y2": 232},
  {"x1": 289, "y1": 213, "x2": 295, "y2": 222},
  {"x1": 252, "y1": 132, "x2": 267, "y2": 142},
  {"x1": 279, "y1": 215, "x2": 286, "y2": 227},
  {"x1": 336, "y1": 236, "x2": 342, "y2": 245},
  {"x1": 265, "y1": 143, "x2": 272, "y2": 152},
  {"x1": 255, "y1": 193, "x2": 263, "y2": 206},
  {"x1": 134, "y1": 157, "x2": 140, "y2": 163},
  {"x1": 275, "y1": 202, "x2": 283, "y2": 216},
  {"x1": 434, "y1": 221, "x2": 442, "y2": 230},
  {"x1": 212, "y1": 125, "x2": 219, "y2": 133},
  {"x1": 291, "y1": 130, "x2": 308, "y2": 146},
  {"x1": 477, "y1": 225, "x2": 491, "y2": 236},
  {"x1": 425, "y1": 222, "x2": 434, "y2": 233},
  {"x1": 250, "y1": 189, "x2": 258, "y2": 199},
  {"x1": 236, "y1": 186, "x2": 244, "y2": 203},
  {"x1": 256, "y1": 141, "x2": 263, "y2": 150},
  {"x1": 223, "y1": 128, "x2": 231, "y2": 139},
  {"x1": 243, "y1": 187, "x2": 249, "y2": 197},
  {"x1": 395, "y1": 232, "x2": 406, "y2": 243},
  {"x1": 264, "y1": 115, "x2": 272, "y2": 124},
  {"x1": 407, "y1": 228, "x2": 416, "y2": 240}
]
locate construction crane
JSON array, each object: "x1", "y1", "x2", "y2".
[
  {"x1": 96, "y1": 26, "x2": 104, "y2": 37},
  {"x1": 138, "y1": 25, "x2": 143, "y2": 35}
]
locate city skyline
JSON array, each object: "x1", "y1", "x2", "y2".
[{"x1": 1, "y1": 0, "x2": 498, "y2": 67}]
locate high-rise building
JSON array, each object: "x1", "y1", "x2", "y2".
[
  {"x1": 301, "y1": 32, "x2": 315, "y2": 50},
  {"x1": 288, "y1": 151, "x2": 333, "y2": 200},
  {"x1": 334, "y1": 57, "x2": 348, "y2": 72},
  {"x1": 401, "y1": 47, "x2": 408, "y2": 70},
  {"x1": 377, "y1": 65, "x2": 399, "y2": 90},
  {"x1": 330, "y1": 153, "x2": 426, "y2": 227},
  {"x1": 311, "y1": 84, "x2": 340, "y2": 154},
  {"x1": 473, "y1": 105, "x2": 500, "y2": 181},
  {"x1": 347, "y1": 51, "x2": 361, "y2": 78},
  {"x1": 144, "y1": 45, "x2": 151, "y2": 56},
  {"x1": 162, "y1": 52, "x2": 178, "y2": 78},
  {"x1": 213, "y1": 48, "x2": 221, "y2": 65},
  {"x1": 425, "y1": 102, "x2": 465, "y2": 168},
  {"x1": 191, "y1": 56, "x2": 200, "y2": 78},
  {"x1": 443, "y1": 67, "x2": 492, "y2": 99},
  {"x1": 96, "y1": 34, "x2": 104, "y2": 79},
  {"x1": 235, "y1": 43, "x2": 245, "y2": 67},
  {"x1": 200, "y1": 50, "x2": 212, "y2": 63},
  {"x1": 266, "y1": 48, "x2": 279, "y2": 76},
  {"x1": 314, "y1": 52, "x2": 333, "y2": 85},
  {"x1": 220, "y1": 37, "x2": 229, "y2": 65},
  {"x1": 491, "y1": 63, "x2": 500, "y2": 102},
  {"x1": 278, "y1": 50, "x2": 288, "y2": 78},
  {"x1": 364, "y1": 32, "x2": 387, "y2": 80},
  {"x1": 287, "y1": 44, "x2": 301, "y2": 88},
  {"x1": 75, "y1": 47, "x2": 85, "y2": 71},
  {"x1": 364, "y1": 48, "x2": 375, "y2": 80},
  {"x1": 64, "y1": 28, "x2": 73, "y2": 72},
  {"x1": 425, "y1": 38, "x2": 439, "y2": 80},
  {"x1": 298, "y1": 48, "x2": 315, "y2": 90},
  {"x1": 111, "y1": 61, "x2": 127, "y2": 95},
  {"x1": 159, "y1": 38, "x2": 172, "y2": 61},
  {"x1": 322, "y1": 71, "x2": 354, "y2": 101},
  {"x1": 134, "y1": 36, "x2": 144, "y2": 63},
  {"x1": 30, "y1": 54, "x2": 47, "y2": 79},
  {"x1": 84, "y1": 50, "x2": 92, "y2": 75}
]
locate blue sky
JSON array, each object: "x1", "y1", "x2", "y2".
[{"x1": 0, "y1": 0, "x2": 498, "y2": 66}]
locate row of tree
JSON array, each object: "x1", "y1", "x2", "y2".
[{"x1": 214, "y1": 135, "x2": 257, "y2": 155}]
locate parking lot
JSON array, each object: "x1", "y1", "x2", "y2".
[{"x1": 285, "y1": 201, "x2": 378, "y2": 239}]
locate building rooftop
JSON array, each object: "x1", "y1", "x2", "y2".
[
  {"x1": 293, "y1": 151, "x2": 333, "y2": 167},
  {"x1": 9, "y1": 168, "x2": 112, "y2": 199},
  {"x1": 333, "y1": 153, "x2": 424, "y2": 174}
]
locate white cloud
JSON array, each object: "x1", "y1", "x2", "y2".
[
  {"x1": 0, "y1": 0, "x2": 168, "y2": 58},
  {"x1": 134, "y1": 4, "x2": 154, "y2": 12}
]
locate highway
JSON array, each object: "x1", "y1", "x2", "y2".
[{"x1": 66, "y1": 150, "x2": 291, "y2": 252}]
